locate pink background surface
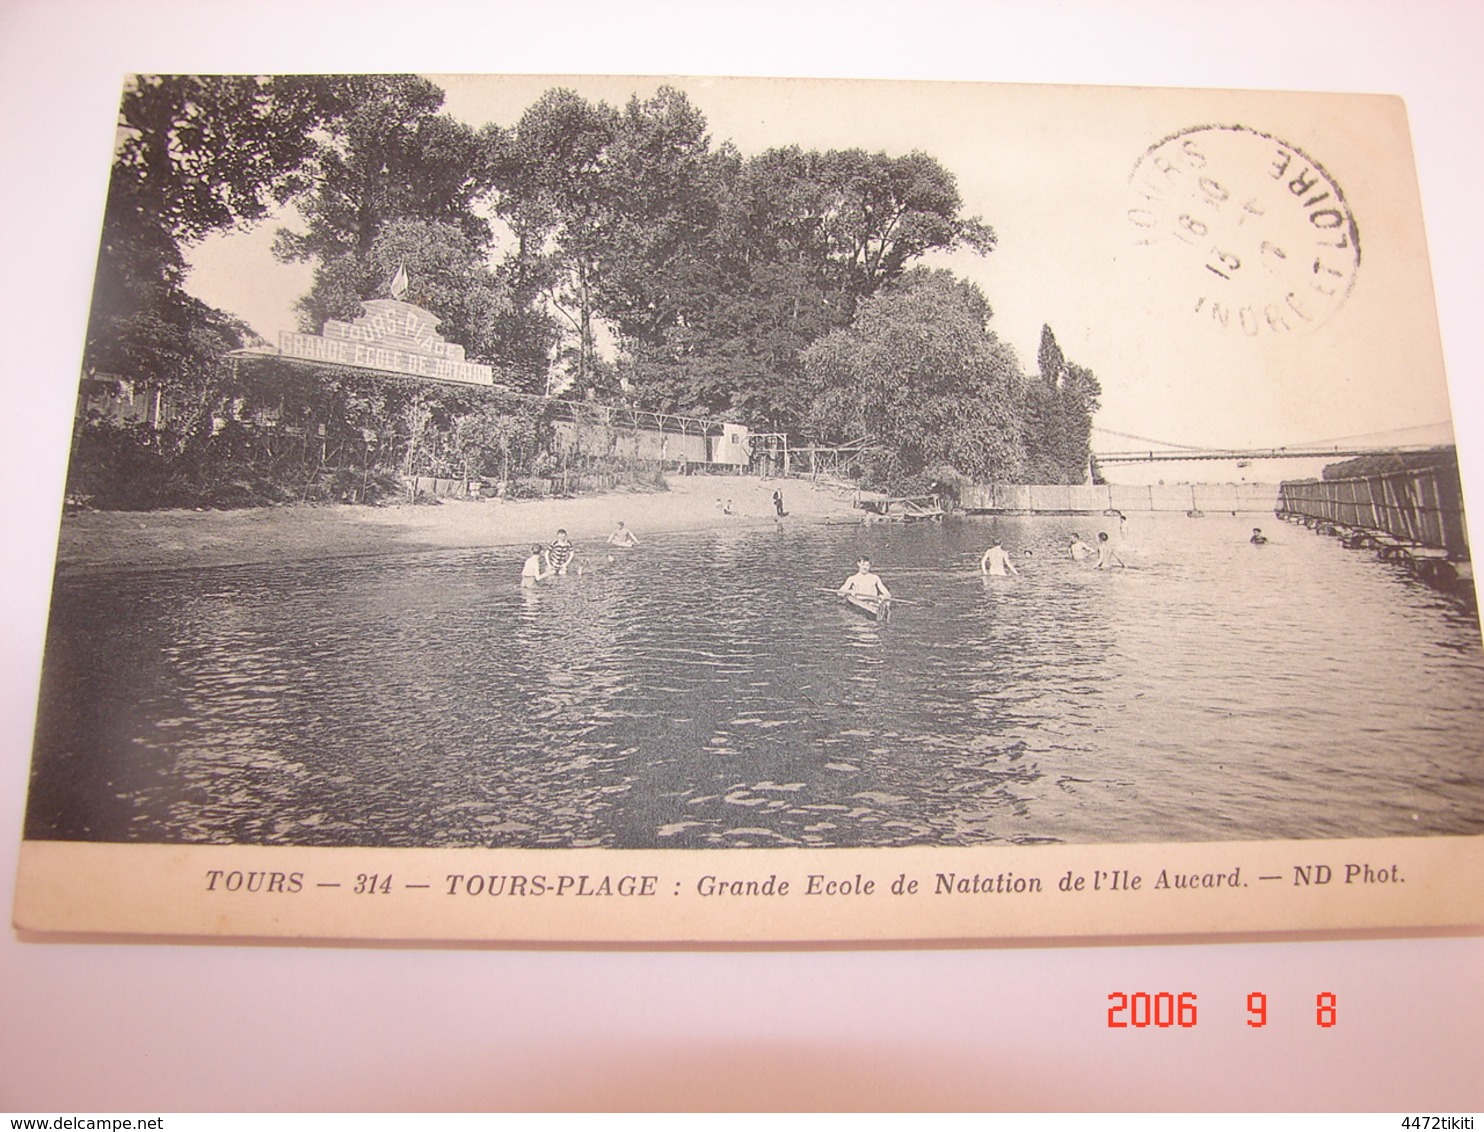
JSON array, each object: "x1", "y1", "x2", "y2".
[{"x1": 2, "y1": 0, "x2": 1482, "y2": 1111}]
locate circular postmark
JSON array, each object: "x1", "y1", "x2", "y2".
[{"x1": 1127, "y1": 125, "x2": 1360, "y2": 336}]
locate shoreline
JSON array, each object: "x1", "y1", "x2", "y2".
[{"x1": 51, "y1": 473, "x2": 861, "y2": 576}]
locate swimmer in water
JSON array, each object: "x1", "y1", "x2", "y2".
[
  {"x1": 838, "y1": 556, "x2": 892, "y2": 601},
  {"x1": 1069, "y1": 533, "x2": 1093, "y2": 562},
  {"x1": 1250, "y1": 527, "x2": 1268, "y2": 545},
  {"x1": 980, "y1": 542, "x2": 1020, "y2": 576},
  {"x1": 520, "y1": 544, "x2": 551, "y2": 587},
  {"x1": 607, "y1": 521, "x2": 640, "y2": 548},
  {"x1": 547, "y1": 528, "x2": 575, "y2": 575},
  {"x1": 1095, "y1": 531, "x2": 1125, "y2": 569}
]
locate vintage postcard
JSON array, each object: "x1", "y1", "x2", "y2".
[{"x1": 13, "y1": 74, "x2": 1483, "y2": 943}]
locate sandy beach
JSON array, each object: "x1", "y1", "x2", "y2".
[{"x1": 52, "y1": 473, "x2": 861, "y2": 574}]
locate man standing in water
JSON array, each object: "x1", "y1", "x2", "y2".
[
  {"x1": 1068, "y1": 533, "x2": 1093, "y2": 562},
  {"x1": 607, "y1": 521, "x2": 640, "y2": 548},
  {"x1": 980, "y1": 541, "x2": 1021, "y2": 576},
  {"x1": 547, "y1": 528, "x2": 576, "y2": 575},
  {"x1": 520, "y1": 545, "x2": 552, "y2": 587},
  {"x1": 838, "y1": 557, "x2": 892, "y2": 601},
  {"x1": 1095, "y1": 531, "x2": 1126, "y2": 569},
  {"x1": 773, "y1": 489, "x2": 786, "y2": 517}
]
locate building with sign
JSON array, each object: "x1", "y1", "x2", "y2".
[{"x1": 277, "y1": 298, "x2": 494, "y2": 386}]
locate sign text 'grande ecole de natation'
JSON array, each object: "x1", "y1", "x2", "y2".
[{"x1": 278, "y1": 299, "x2": 494, "y2": 386}]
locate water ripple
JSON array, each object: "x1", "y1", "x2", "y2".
[{"x1": 25, "y1": 514, "x2": 1484, "y2": 848}]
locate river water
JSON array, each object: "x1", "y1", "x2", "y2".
[{"x1": 25, "y1": 512, "x2": 1484, "y2": 848}]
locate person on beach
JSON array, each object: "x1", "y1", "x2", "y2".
[
  {"x1": 1095, "y1": 531, "x2": 1125, "y2": 569},
  {"x1": 980, "y1": 541, "x2": 1020, "y2": 576},
  {"x1": 1068, "y1": 533, "x2": 1093, "y2": 562},
  {"x1": 723, "y1": 499, "x2": 734, "y2": 515},
  {"x1": 547, "y1": 529, "x2": 576, "y2": 575},
  {"x1": 520, "y1": 545, "x2": 552, "y2": 587},
  {"x1": 838, "y1": 557, "x2": 892, "y2": 601},
  {"x1": 607, "y1": 521, "x2": 640, "y2": 548},
  {"x1": 1250, "y1": 527, "x2": 1268, "y2": 545},
  {"x1": 772, "y1": 489, "x2": 786, "y2": 517}
]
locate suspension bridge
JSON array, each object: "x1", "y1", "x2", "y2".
[
  {"x1": 1091, "y1": 444, "x2": 1446, "y2": 465},
  {"x1": 1079, "y1": 422, "x2": 1471, "y2": 596},
  {"x1": 1087, "y1": 424, "x2": 1454, "y2": 466}
]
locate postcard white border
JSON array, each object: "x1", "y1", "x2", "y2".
[
  {"x1": 15, "y1": 836, "x2": 1482, "y2": 942},
  {"x1": 13, "y1": 71, "x2": 1484, "y2": 946}
]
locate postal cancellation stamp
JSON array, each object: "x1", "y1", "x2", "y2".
[{"x1": 1128, "y1": 124, "x2": 1362, "y2": 337}]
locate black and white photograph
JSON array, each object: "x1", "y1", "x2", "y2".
[{"x1": 13, "y1": 72, "x2": 1484, "y2": 942}]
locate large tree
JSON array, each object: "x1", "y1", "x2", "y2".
[
  {"x1": 802, "y1": 268, "x2": 1025, "y2": 486},
  {"x1": 616, "y1": 144, "x2": 998, "y2": 429},
  {"x1": 596, "y1": 86, "x2": 728, "y2": 345},
  {"x1": 627, "y1": 146, "x2": 845, "y2": 425},
  {"x1": 493, "y1": 88, "x2": 621, "y2": 395},
  {"x1": 620, "y1": 257, "x2": 837, "y2": 427},
  {"x1": 716, "y1": 145, "x2": 996, "y2": 307},
  {"x1": 1025, "y1": 323, "x2": 1101, "y2": 483},
  {"x1": 273, "y1": 76, "x2": 502, "y2": 345},
  {"x1": 86, "y1": 74, "x2": 341, "y2": 437},
  {"x1": 815, "y1": 148, "x2": 997, "y2": 303}
]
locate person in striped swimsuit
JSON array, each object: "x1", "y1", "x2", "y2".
[{"x1": 547, "y1": 529, "x2": 576, "y2": 575}]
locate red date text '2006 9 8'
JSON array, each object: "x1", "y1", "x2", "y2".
[{"x1": 1107, "y1": 992, "x2": 1338, "y2": 1028}]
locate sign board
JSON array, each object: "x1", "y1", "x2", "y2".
[{"x1": 279, "y1": 298, "x2": 494, "y2": 386}]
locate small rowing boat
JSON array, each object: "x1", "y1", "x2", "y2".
[{"x1": 842, "y1": 594, "x2": 891, "y2": 623}]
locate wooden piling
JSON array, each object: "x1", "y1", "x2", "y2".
[{"x1": 1276, "y1": 450, "x2": 1473, "y2": 600}]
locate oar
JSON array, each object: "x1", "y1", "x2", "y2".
[{"x1": 817, "y1": 587, "x2": 921, "y2": 605}]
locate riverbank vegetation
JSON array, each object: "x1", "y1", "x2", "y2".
[{"x1": 76, "y1": 74, "x2": 1100, "y2": 509}]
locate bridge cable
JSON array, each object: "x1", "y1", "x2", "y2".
[{"x1": 1089, "y1": 426, "x2": 1219, "y2": 452}]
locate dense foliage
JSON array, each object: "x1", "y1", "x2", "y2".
[
  {"x1": 803, "y1": 270, "x2": 1026, "y2": 487},
  {"x1": 1322, "y1": 450, "x2": 1456, "y2": 481},
  {"x1": 87, "y1": 75, "x2": 341, "y2": 443},
  {"x1": 78, "y1": 74, "x2": 1102, "y2": 508},
  {"x1": 68, "y1": 357, "x2": 669, "y2": 510}
]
